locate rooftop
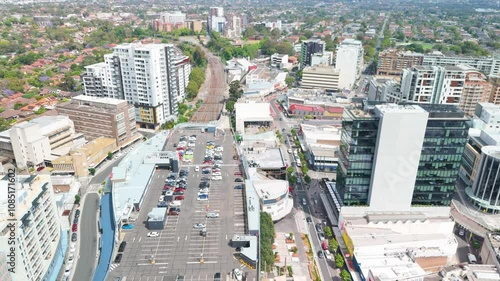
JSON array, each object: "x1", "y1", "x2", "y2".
[
  {"x1": 245, "y1": 148, "x2": 285, "y2": 169},
  {"x1": 111, "y1": 131, "x2": 171, "y2": 224},
  {"x1": 358, "y1": 253, "x2": 426, "y2": 281},
  {"x1": 245, "y1": 179, "x2": 260, "y2": 233},
  {"x1": 71, "y1": 94, "x2": 127, "y2": 106},
  {"x1": 148, "y1": 208, "x2": 167, "y2": 221}
]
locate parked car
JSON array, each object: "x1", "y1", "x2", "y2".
[
  {"x1": 157, "y1": 202, "x2": 168, "y2": 208},
  {"x1": 321, "y1": 241, "x2": 329, "y2": 251},
  {"x1": 315, "y1": 223, "x2": 323, "y2": 233},
  {"x1": 197, "y1": 196, "x2": 209, "y2": 201},
  {"x1": 195, "y1": 166, "x2": 200, "y2": 172},
  {"x1": 306, "y1": 217, "x2": 313, "y2": 223},
  {"x1": 75, "y1": 209, "x2": 80, "y2": 218},
  {"x1": 173, "y1": 191, "x2": 184, "y2": 195},
  {"x1": 234, "y1": 185, "x2": 244, "y2": 190},
  {"x1": 174, "y1": 188, "x2": 185, "y2": 192},
  {"x1": 206, "y1": 212, "x2": 220, "y2": 218},
  {"x1": 114, "y1": 253, "x2": 123, "y2": 263},
  {"x1": 118, "y1": 242, "x2": 127, "y2": 252},
  {"x1": 168, "y1": 209, "x2": 179, "y2": 216},
  {"x1": 174, "y1": 195, "x2": 185, "y2": 200},
  {"x1": 71, "y1": 233, "x2": 77, "y2": 242},
  {"x1": 147, "y1": 232, "x2": 159, "y2": 237},
  {"x1": 159, "y1": 195, "x2": 165, "y2": 202},
  {"x1": 193, "y1": 223, "x2": 206, "y2": 229},
  {"x1": 72, "y1": 223, "x2": 77, "y2": 232},
  {"x1": 235, "y1": 178, "x2": 243, "y2": 182},
  {"x1": 211, "y1": 176, "x2": 222, "y2": 181},
  {"x1": 234, "y1": 171, "x2": 242, "y2": 176},
  {"x1": 317, "y1": 250, "x2": 324, "y2": 259},
  {"x1": 232, "y1": 268, "x2": 242, "y2": 281},
  {"x1": 122, "y1": 224, "x2": 134, "y2": 229},
  {"x1": 213, "y1": 272, "x2": 221, "y2": 281}
]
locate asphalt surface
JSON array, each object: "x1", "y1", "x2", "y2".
[
  {"x1": 108, "y1": 129, "x2": 252, "y2": 281},
  {"x1": 73, "y1": 193, "x2": 100, "y2": 281}
]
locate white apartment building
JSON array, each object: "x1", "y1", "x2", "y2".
[
  {"x1": 82, "y1": 62, "x2": 118, "y2": 99},
  {"x1": 423, "y1": 51, "x2": 500, "y2": 77},
  {"x1": 0, "y1": 174, "x2": 62, "y2": 281},
  {"x1": 366, "y1": 76, "x2": 401, "y2": 102},
  {"x1": 160, "y1": 11, "x2": 186, "y2": 24},
  {"x1": 335, "y1": 39, "x2": 363, "y2": 90},
  {"x1": 83, "y1": 43, "x2": 179, "y2": 129},
  {"x1": 401, "y1": 65, "x2": 465, "y2": 106},
  {"x1": 173, "y1": 56, "x2": 192, "y2": 102},
  {"x1": 270, "y1": 54, "x2": 288, "y2": 68},
  {"x1": 3, "y1": 116, "x2": 84, "y2": 169},
  {"x1": 301, "y1": 66, "x2": 340, "y2": 91}
]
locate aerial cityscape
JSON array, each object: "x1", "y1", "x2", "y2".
[{"x1": 0, "y1": 0, "x2": 499, "y2": 281}]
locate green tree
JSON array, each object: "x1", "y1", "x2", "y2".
[
  {"x1": 225, "y1": 100, "x2": 235, "y2": 112},
  {"x1": 335, "y1": 253, "x2": 345, "y2": 268},
  {"x1": 0, "y1": 118, "x2": 12, "y2": 132},
  {"x1": 260, "y1": 212, "x2": 275, "y2": 272},
  {"x1": 59, "y1": 73, "x2": 76, "y2": 91},
  {"x1": 107, "y1": 152, "x2": 113, "y2": 160},
  {"x1": 324, "y1": 226, "x2": 333, "y2": 239},
  {"x1": 74, "y1": 194, "x2": 81, "y2": 204},
  {"x1": 329, "y1": 239, "x2": 339, "y2": 253},
  {"x1": 341, "y1": 269, "x2": 351, "y2": 281},
  {"x1": 304, "y1": 174, "x2": 311, "y2": 184},
  {"x1": 304, "y1": 30, "x2": 314, "y2": 39}
]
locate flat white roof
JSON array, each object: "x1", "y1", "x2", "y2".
[
  {"x1": 72, "y1": 95, "x2": 126, "y2": 106},
  {"x1": 359, "y1": 254, "x2": 426, "y2": 281},
  {"x1": 235, "y1": 102, "x2": 273, "y2": 121}
]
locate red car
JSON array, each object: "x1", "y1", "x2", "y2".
[
  {"x1": 174, "y1": 188, "x2": 185, "y2": 192},
  {"x1": 72, "y1": 223, "x2": 77, "y2": 232},
  {"x1": 174, "y1": 195, "x2": 185, "y2": 200},
  {"x1": 168, "y1": 209, "x2": 179, "y2": 216},
  {"x1": 234, "y1": 171, "x2": 242, "y2": 176}
]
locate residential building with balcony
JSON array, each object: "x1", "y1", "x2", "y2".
[
  {"x1": 376, "y1": 49, "x2": 424, "y2": 76},
  {"x1": 57, "y1": 95, "x2": 140, "y2": 147},
  {"x1": 400, "y1": 65, "x2": 466, "y2": 106},
  {"x1": 335, "y1": 39, "x2": 363, "y2": 90},
  {"x1": 82, "y1": 43, "x2": 179, "y2": 129},
  {"x1": 422, "y1": 51, "x2": 500, "y2": 77},
  {"x1": 458, "y1": 66, "x2": 492, "y2": 116},
  {"x1": 0, "y1": 174, "x2": 62, "y2": 281}
]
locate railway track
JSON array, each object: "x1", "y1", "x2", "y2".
[{"x1": 190, "y1": 53, "x2": 227, "y2": 123}]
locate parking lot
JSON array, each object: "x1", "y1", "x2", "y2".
[{"x1": 108, "y1": 129, "x2": 251, "y2": 281}]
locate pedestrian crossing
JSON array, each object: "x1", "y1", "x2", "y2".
[{"x1": 109, "y1": 263, "x2": 119, "y2": 272}]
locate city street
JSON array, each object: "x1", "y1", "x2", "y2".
[{"x1": 73, "y1": 192, "x2": 100, "y2": 281}]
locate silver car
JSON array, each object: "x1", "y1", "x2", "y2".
[{"x1": 206, "y1": 212, "x2": 219, "y2": 218}]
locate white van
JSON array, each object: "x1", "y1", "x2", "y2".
[
  {"x1": 324, "y1": 250, "x2": 332, "y2": 260},
  {"x1": 170, "y1": 200, "x2": 182, "y2": 207},
  {"x1": 206, "y1": 212, "x2": 220, "y2": 218}
]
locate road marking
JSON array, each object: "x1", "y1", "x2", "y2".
[
  {"x1": 186, "y1": 261, "x2": 218, "y2": 264},
  {"x1": 226, "y1": 234, "x2": 227, "y2": 240},
  {"x1": 177, "y1": 237, "x2": 180, "y2": 242},
  {"x1": 185, "y1": 235, "x2": 188, "y2": 240},
  {"x1": 138, "y1": 237, "x2": 142, "y2": 242},
  {"x1": 132, "y1": 237, "x2": 136, "y2": 243}
]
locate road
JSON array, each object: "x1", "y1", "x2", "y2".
[
  {"x1": 375, "y1": 15, "x2": 389, "y2": 51},
  {"x1": 73, "y1": 193, "x2": 100, "y2": 281},
  {"x1": 270, "y1": 100, "x2": 339, "y2": 280}
]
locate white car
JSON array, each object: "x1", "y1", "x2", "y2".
[
  {"x1": 206, "y1": 212, "x2": 219, "y2": 218},
  {"x1": 215, "y1": 160, "x2": 223, "y2": 164},
  {"x1": 188, "y1": 142, "x2": 196, "y2": 147},
  {"x1": 147, "y1": 232, "x2": 160, "y2": 237},
  {"x1": 159, "y1": 195, "x2": 165, "y2": 202},
  {"x1": 185, "y1": 150, "x2": 194, "y2": 155},
  {"x1": 198, "y1": 191, "x2": 209, "y2": 196},
  {"x1": 232, "y1": 268, "x2": 242, "y2": 281},
  {"x1": 197, "y1": 197, "x2": 209, "y2": 201},
  {"x1": 212, "y1": 172, "x2": 222, "y2": 176},
  {"x1": 69, "y1": 244, "x2": 76, "y2": 253},
  {"x1": 195, "y1": 166, "x2": 200, "y2": 172},
  {"x1": 212, "y1": 176, "x2": 222, "y2": 181},
  {"x1": 63, "y1": 266, "x2": 72, "y2": 276},
  {"x1": 215, "y1": 146, "x2": 223, "y2": 152},
  {"x1": 67, "y1": 254, "x2": 74, "y2": 264},
  {"x1": 193, "y1": 223, "x2": 206, "y2": 229}
]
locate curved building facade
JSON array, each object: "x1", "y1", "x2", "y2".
[{"x1": 468, "y1": 146, "x2": 500, "y2": 213}]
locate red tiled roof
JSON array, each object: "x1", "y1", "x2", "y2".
[{"x1": 290, "y1": 104, "x2": 325, "y2": 113}]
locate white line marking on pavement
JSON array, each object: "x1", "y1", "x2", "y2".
[
  {"x1": 177, "y1": 237, "x2": 180, "y2": 242},
  {"x1": 186, "y1": 261, "x2": 218, "y2": 264},
  {"x1": 185, "y1": 235, "x2": 188, "y2": 240},
  {"x1": 139, "y1": 237, "x2": 142, "y2": 242}
]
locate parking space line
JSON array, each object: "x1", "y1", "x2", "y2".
[{"x1": 186, "y1": 261, "x2": 218, "y2": 264}]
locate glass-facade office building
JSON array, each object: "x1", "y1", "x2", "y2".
[{"x1": 337, "y1": 102, "x2": 469, "y2": 207}]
